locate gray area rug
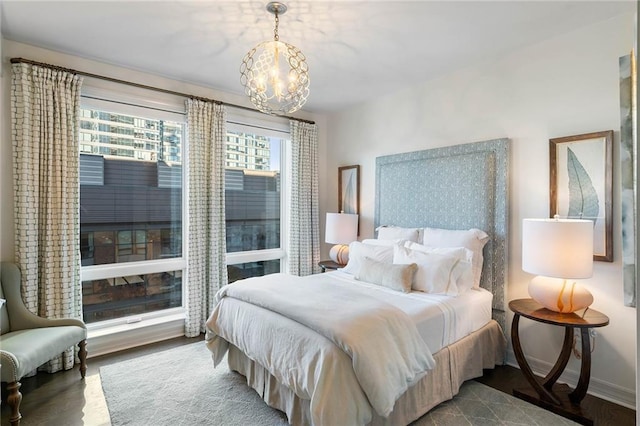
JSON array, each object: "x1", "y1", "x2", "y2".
[{"x1": 101, "y1": 342, "x2": 577, "y2": 425}]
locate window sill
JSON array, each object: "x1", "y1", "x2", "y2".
[{"x1": 86, "y1": 311, "x2": 186, "y2": 358}]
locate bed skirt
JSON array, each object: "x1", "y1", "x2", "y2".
[{"x1": 226, "y1": 319, "x2": 507, "y2": 426}]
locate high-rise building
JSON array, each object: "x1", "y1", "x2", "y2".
[
  {"x1": 79, "y1": 110, "x2": 272, "y2": 171},
  {"x1": 225, "y1": 132, "x2": 271, "y2": 170},
  {"x1": 79, "y1": 109, "x2": 182, "y2": 163}
]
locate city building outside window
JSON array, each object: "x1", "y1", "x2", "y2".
[
  {"x1": 224, "y1": 120, "x2": 290, "y2": 283},
  {"x1": 79, "y1": 96, "x2": 186, "y2": 325},
  {"x1": 78, "y1": 94, "x2": 290, "y2": 326}
]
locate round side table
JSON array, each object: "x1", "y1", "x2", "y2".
[{"x1": 509, "y1": 298, "x2": 609, "y2": 425}]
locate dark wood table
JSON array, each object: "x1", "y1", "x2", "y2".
[
  {"x1": 318, "y1": 260, "x2": 342, "y2": 272},
  {"x1": 509, "y1": 298, "x2": 609, "y2": 426}
]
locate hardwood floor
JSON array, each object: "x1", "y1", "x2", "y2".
[
  {"x1": 0, "y1": 336, "x2": 204, "y2": 426},
  {"x1": 475, "y1": 365, "x2": 636, "y2": 425},
  {"x1": 1, "y1": 336, "x2": 635, "y2": 426}
]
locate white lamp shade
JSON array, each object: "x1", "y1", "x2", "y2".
[
  {"x1": 522, "y1": 218, "x2": 593, "y2": 279},
  {"x1": 325, "y1": 213, "x2": 358, "y2": 244}
]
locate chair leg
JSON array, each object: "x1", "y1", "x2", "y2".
[
  {"x1": 7, "y1": 380, "x2": 22, "y2": 425},
  {"x1": 79, "y1": 339, "x2": 87, "y2": 379}
]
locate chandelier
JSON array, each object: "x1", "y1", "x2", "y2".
[{"x1": 240, "y1": 2, "x2": 310, "y2": 115}]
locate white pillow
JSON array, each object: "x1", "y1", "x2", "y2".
[
  {"x1": 422, "y1": 228, "x2": 489, "y2": 288},
  {"x1": 405, "y1": 241, "x2": 472, "y2": 262},
  {"x1": 340, "y1": 241, "x2": 394, "y2": 275},
  {"x1": 355, "y1": 257, "x2": 417, "y2": 293},
  {"x1": 376, "y1": 226, "x2": 422, "y2": 243},
  {"x1": 405, "y1": 242, "x2": 474, "y2": 293},
  {"x1": 393, "y1": 244, "x2": 459, "y2": 295},
  {"x1": 361, "y1": 238, "x2": 403, "y2": 247}
]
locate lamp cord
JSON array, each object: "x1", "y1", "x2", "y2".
[
  {"x1": 572, "y1": 332, "x2": 596, "y2": 359},
  {"x1": 274, "y1": 10, "x2": 280, "y2": 41}
]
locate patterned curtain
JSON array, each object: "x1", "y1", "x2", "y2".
[
  {"x1": 185, "y1": 99, "x2": 228, "y2": 337},
  {"x1": 288, "y1": 120, "x2": 320, "y2": 276},
  {"x1": 11, "y1": 63, "x2": 83, "y2": 373}
]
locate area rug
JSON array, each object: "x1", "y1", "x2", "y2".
[{"x1": 101, "y1": 342, "x2": 577, "y2": 425}]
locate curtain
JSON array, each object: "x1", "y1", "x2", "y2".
[
  {"x1": 288, "y1": 120, "x2": 320, "y2": 276},
  {"x1": 185, "y1": 99, "x2": 228, "y2": 337},
  {"x1": 11, "y1": 63, "x2": 83, "y2": 373}
]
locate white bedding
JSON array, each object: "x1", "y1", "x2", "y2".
[
  {"x1": 211, "y1": 272, "x2": 435, "y2": 417},
  {"x1": 325, "y1": 270, "x2": 493, "y2": 353},
  {"x1": 205, "y1": 271, "x2": 493, "y2": 426}
]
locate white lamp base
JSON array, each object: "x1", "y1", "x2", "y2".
[
  {"x1": 329, "y1": 244, "x2": 350, "y2": 265},
  {"x1": 528, "y1": 276, "x2": 594, "y2": 313}
]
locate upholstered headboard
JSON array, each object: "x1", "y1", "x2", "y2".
[{"x1": 375, "y1": 138, "x2": 509, "y2": 330}]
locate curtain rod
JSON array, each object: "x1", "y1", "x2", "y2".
[{"x1": 10, "y1": 57, "x2": 316, "y2": 125}]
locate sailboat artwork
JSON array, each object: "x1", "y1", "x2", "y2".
[
  {"x1": 342, "y1": 172, "x2": 356, "y2": 213},
  {"x1": 338, "y1": 165, "x2": 360, "y2": 216}
]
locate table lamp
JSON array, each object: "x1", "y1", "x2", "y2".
[
  {"x1": 325, "y1": 212, "x2": 358, "y2": 265},
  {"x1": 522, "y1": 218, "x2": 594, "y2": 313}
]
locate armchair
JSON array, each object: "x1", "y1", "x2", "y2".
[{"x1": 0, "y1": 262, "x2": 87, "y2": 425}]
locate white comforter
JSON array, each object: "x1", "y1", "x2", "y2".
[{"x1": 205, "y1": 273, "x2": 436, "y2": 425}]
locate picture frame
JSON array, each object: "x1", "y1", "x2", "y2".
[
  {"x1": 338, "y1": 165, "x2": 360, "y2": 217},
  {"x1": 550, "y1": 130, "x2": 613, "y2": 262}
]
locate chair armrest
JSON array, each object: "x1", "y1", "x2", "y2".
[
  {"x1": 10, "y1": 301, "x2": 86, "y2": 331},
  {"x1": 1, "y1": 262, "x2": 86, "y2": 331},
  {"x1": 22, "y1": 315, "x2": 86, "y2": 330}
]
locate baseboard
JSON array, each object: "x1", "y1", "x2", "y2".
[
  {"x1": 505, "y1": 349, "x2": 636, "y2": 410},
  {"x1": 87, "y1": 314, "x2": 185, "y2": 358}
]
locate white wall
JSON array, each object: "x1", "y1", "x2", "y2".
[
  {"x1": 0, "y1": 39, "x2": 328, "y2": 264},
  {"x1": 324, "y1": 14, "x2": 636, "y2": 408}
]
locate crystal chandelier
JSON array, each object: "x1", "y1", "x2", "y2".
[{"x1": 240, "y1": 2, "x2": 310, "y2": 115}]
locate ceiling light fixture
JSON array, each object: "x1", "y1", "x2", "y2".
[{"x1": 240, "y1": 2, "x2": 310, "y2": 115}]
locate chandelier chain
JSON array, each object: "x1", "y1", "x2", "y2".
[{"x1": 274, "y1": 11, "x2": 279, "y2": 41}]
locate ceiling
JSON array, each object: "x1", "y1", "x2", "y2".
[{"x1": 0, "y1": 1, "x2": 635, "y2": 114}]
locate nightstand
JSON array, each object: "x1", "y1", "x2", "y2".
[
  {"x1": 318, "y1": 260, "x2": 341, "y2": 272},
  {"x1": 509, "y1": 298, "x2": 609, "y2": 426}
]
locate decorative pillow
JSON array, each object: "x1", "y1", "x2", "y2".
[
  {"x1": 340, "y1": 241, "x2": 394, "y2": 275},
  {"x1": 355, "y1": 257, "x2": 417, "y2": 293},
  {"x1": 422, "y1": 228, "x2": 489, "y2": 288},
  {"x1": 405, "y1": 242, "x2": 475, "y2": 294},
  {"x1": 393, "y1": 244, "x2": 459, "y2": 295},
  {"x1": 376, "y1": 226, "x2": 422, "y2": 243}
]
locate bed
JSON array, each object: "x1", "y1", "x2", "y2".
[{"x1": 206, "y1": 138, "x2": 510, "y2": 425}]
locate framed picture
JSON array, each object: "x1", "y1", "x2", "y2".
[
  {"x1": 338, "y1": 165, "x2": 360, "y2": 216},
  {"x1": 550, "y1": 130, "x2": 613, "y2": 262}
]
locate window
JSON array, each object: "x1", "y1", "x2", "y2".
[
  {"x1": 225, "y1": 119, "x2": 290, "y2": 283},
  {"x1": 79, "y1": 94, "x2": 186, "y2": 325},
  {"x1": 78, "y1": 89, "x2": 290, "y2": 325}
]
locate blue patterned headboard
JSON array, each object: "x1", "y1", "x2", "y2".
[{"x1": 375, "y1": 138, "x2": 509, "y2": 330}]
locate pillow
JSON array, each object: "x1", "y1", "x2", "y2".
[
  {"x1": 340, "y1": 241, "x2": 394, "y2": 275},
  {"x1": 393, "y1": 244, "x2": 459, "y2": 295},
  {"x1": 355, "y1": 257, "x2": 417, "y2": 293},
  {"x1": 404, "y1": 242, "x2": 474, "y2": 293},
  {"x1": 376, "y1": 226, "x2": 422, "y2": 243},
  {"x1": 422, "y1": 228, "x2": 489, "y2": 288},
  {"x1": 361, "y1": 238, "x2": 400, "y2": 246},
  {"x1": 405, "y1": 241, "x2": 473, "y2": 262}
]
